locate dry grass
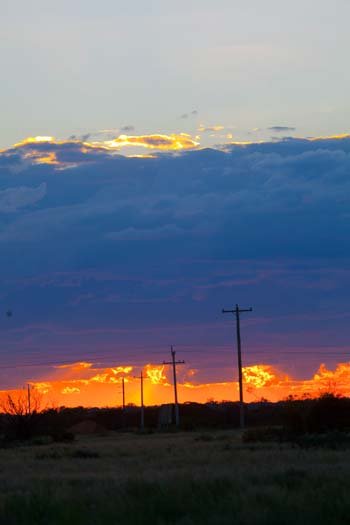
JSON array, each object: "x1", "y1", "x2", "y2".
[{"x1": 0, "y1": 430, "x2": 350, "y2": 523}]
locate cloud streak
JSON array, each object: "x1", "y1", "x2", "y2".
[
  {"x1": 180, "y1": 110, "x2": 198, "y2": 119},
  {"x1": 198, "y1": 124, "x2": 225, "y2": 132},
  {"x1": 268, "y1": 126, "x2": 296, "y2": 132}
]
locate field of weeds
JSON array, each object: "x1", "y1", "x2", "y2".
[{"x1": 1, "y1": 429, "x2": 350, "y2": 524}]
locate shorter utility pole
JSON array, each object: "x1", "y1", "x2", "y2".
[
  {"x1": 163, "y1": 346, "x2": 185, "y2": 428},
  {"x1": 134, "y1": 371, "x2": 146, "y2": 431},
  {"x1": 122, "y1": 377, "x2": 125, "y2": 410},
  {"x1": 27, "y1": 384, "x2": 31, "y2": 415},
  {"x1": 121, "y1": 376, "x2": 126, "y2": 428},
  {"x1": 222, "y1": 304, "x2": 252, "y2": 429}
]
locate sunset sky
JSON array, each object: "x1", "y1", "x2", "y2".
[{"x1": 0, "y1": 1, "x2": 349, "y2": 407}]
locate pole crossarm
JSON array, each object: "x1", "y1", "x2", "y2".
[
  {"x1": 163, "y1": 360, "x2": 185, "y2": 365},
  {"x1": 222, "y1": 308, "x2": 253, "y2": 314}
]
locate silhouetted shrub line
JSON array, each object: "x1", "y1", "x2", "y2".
[{"x1": 1, "y1": 393, "x2": 350, "y2": 445}]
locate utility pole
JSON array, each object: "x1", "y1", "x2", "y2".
[
  {"x1": 134, "y1": 370, "x2": 146, "y2": 431},
  {"x1": 121, "y1": 376, "x2": 126, "y2": 429},
  {"x1": 222, "y1": 304, "x2": 252, "y2": 429},
  {"x1": 163, "y1": 346, "x2": 185, "y2": 428},
  {"x1": 122, "y1": 377, "x2": 125, "y2": 410},
  {"x1": 140, "y1": 370, "x2": 144, "y2": 431},
  {"x1": 27, "y1": 384, "x2": 31, "y2": 415}
]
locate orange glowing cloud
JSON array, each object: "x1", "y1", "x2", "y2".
[
  {"x1": 106, "y1": 133, "x2": 199, "y2": 151},
  {"x1": 145, "y1": 364, "x2": 170, "y2": 386},
  {"x1": 61, "y1": 386, "x2": 80, "y2": 395},
  {"x1": 111, "y1": 366, "x2": 133, "y2": 375},
  {"x1": 310, "y1": 133, "x2": 350, "y2": 141},
  {"x1": 243, "y1": 365, "x2": 289, "y2": 390},
  {"x1": 12, "y1": 136, "x2": 56, "y2": 147},
  {"x1": 2, "y1": 133, "x2": 200, "y2": 164},
  {"x1": 298, "y1": 362, "x2": 350, "y2": 397},
  {"x1": 56, "y1": 362, "x2": 93, "y2": 371},
  {"x1": 3, "y1": 360, "x2": 350, "y2": 409},
  {"x1": 33, "y1": 382, "x2": 52, "y2": 395},
  {"x1": 3, "y1": 136, "x2": 79, "y2": 168},
  {"x1": 29, "y1": 152, "x2": 59, "y2": 165},
  {"x1": 5, "y1": 133, "x2": 350, "y2": 166},
  {"x1": 198, "y1": 125, "x2": 225, "y2": 132}
]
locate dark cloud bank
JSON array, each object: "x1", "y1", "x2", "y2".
[{"x1": 0, "y1": 136, "x2": 349, "y2": 385}]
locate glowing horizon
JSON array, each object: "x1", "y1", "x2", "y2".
[{"x1": 1, "y1": 359, "x2": 349, "y2": 410}]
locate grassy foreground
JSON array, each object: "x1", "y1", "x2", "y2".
[{"x1": 0, "y1": 430, "x2": 350, "y2": 524}]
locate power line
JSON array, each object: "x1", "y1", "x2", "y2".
[
  {"x1": 0, "y1": 353, "x2": 174, "y2": 371},
  {"x1": 0, "y1": 350, "x2": 348, "y2": 372}
]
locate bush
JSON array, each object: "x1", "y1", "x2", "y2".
[
  {"x1": 281, "y1": 394, "x2": 350, "y2": 435},
  {"x1": 306, "y1": 394, "x2": 350, "y2": 433}
]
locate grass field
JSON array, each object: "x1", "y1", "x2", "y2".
[{"x1": 0, "y1": 429, "x2": 350, "y2": 524}]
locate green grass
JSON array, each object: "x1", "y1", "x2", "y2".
[{"x1": 0, "y1": 430, "x2": 350, "y2": 524}]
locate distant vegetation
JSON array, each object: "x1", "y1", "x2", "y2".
[{"x1": 1, "y1": 393, "x2": 350, "y2": 445}]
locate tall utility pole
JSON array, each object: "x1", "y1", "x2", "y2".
[
  {"x1": 222, "y1": 304, "x2": 252, "y2": 429},
  {"x1": 163, "y1": 346, "x2": 185, "y2": 428},
  {"x1": 134, "y1": 371, "x2": 145, "y2": 431},
  {"x1": 140, "y1": 370, "x2": 144, "y2": 431}
]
